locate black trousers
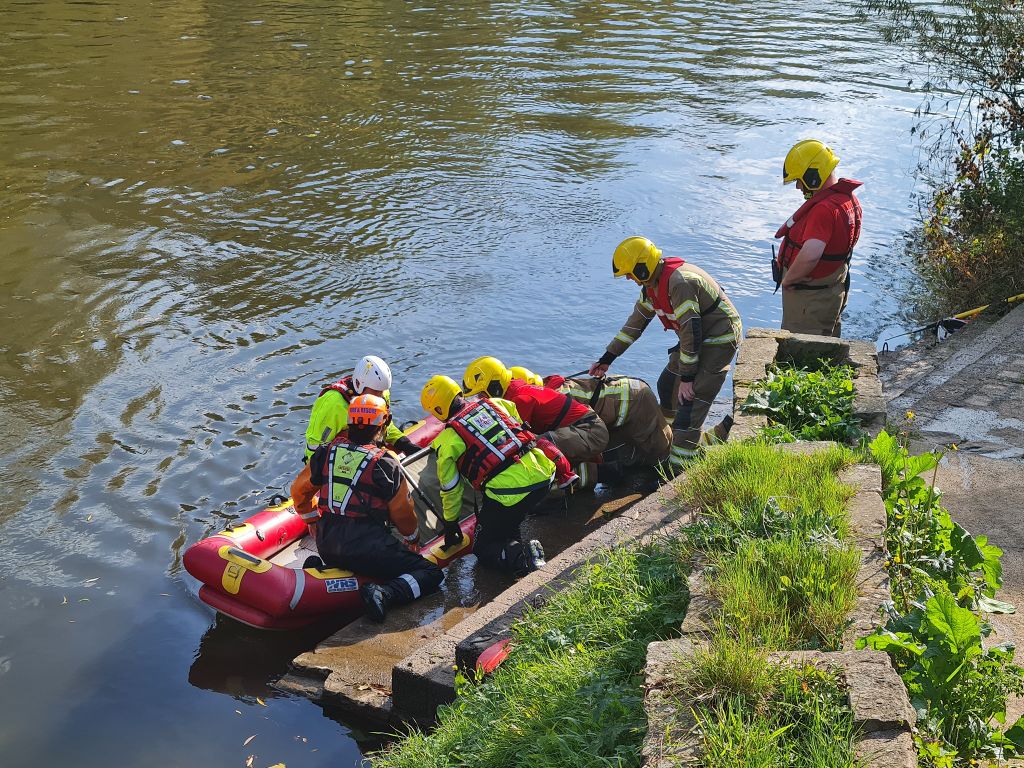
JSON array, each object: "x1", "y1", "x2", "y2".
[
  {"x1": 316, "y1": 516, "x2": 443, "y2": 603},
  {"x1": 475, "y1": 486, "x2": 549, "y2": 574}
]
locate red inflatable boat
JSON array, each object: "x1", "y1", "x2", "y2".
[{"x1": 184, "y1": 418, "x2": 476, "y2": 630}]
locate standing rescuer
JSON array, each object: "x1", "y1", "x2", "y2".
[
  {"x1": 290, "y1": 394, "x2": 443, "y2": 623},
  {"x1": 590, "y1": 236, "x2": 742, "y2": 471},
  {"x1": 304, "y1": 355, "x2": 418, "y2": 463},
  {"x1": 775, "y1": 139, "x2": 863, "y2": 337},
  {"x1": 421, "y1": 375, "x2": 551, "y2": 577}
]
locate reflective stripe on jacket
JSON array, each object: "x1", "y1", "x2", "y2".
[{"x1": 433, "y1": 398, "x2": 555, "y2": 522}]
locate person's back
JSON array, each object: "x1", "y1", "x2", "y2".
[{"x1": 291, "y1": 394, "x2": 442, "y2": 622}]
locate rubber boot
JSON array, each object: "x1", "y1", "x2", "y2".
[
  {"x1": 509, "y1": 539, "x2": 546, "y2": 577},
  {"x1": 712, "y1": 414, "x2": 734, "y2": 442},
  {"x1": 302, "y1": 555, "x2": 325, "y2": 570},
  {"x1": 526, "y1": 539, "x2": 546, "y2": 571},
  {"x1": 577, "y1": 462, "x2": 599, "y2": 490},
  {"x1": 360, "y1": 583, "x2": 394, "y2": 623}
]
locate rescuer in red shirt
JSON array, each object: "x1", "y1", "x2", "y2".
[{"x1": 775, "y1": 139, "x2": 863, "y2": 337}]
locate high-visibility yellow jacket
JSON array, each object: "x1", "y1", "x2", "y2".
[
  {"x1": 432, "y1": 398, "x2": 555, "y2": 522},
  {"x1": 304, "y1": 388, "x2": 405, "y2": 461}
]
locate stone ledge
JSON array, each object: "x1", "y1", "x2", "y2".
[{"x1": 731, "y1": 328, "x2": 884, "y2": 444}]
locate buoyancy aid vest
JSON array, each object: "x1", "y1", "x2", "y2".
[
  {"x1": 776, "y1": 179, "x2": 863, "y2": 279},
  {"x1": 448, "y1": 399, "x2": 536, "y2": 491},
  {"x1": 319, "y1": 375, "x2": 355, "y2": 402},
  {"x1": 317, "y1": 440, "x2": 391, "y2": 521},
  {"x1": 649, "y1": 258, "x2": 723, "y2": 331}
]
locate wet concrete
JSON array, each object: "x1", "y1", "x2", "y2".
[{"x1": 279, "y1": 474, "x2": 659, "y2": 724}]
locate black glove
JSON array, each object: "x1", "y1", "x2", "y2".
[
  {"x1": 394, "y1": 435, "x2": 418, "y2": 456},
  {"x1": 444, "y1": 519, "x2": 464, "y2": 549}
]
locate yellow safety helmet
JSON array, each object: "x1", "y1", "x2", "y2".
[
  {"x1": 421, "y1": 375, "x2": 462, "y2": 421},
  {"x1": 612, "y1": 236, "x2": 662, "y2": 282},
  {"x1": 462, "y1": 356, "x2": 511, "y2": 397},
  {"x1": 509, "y1": 366, "x2": 543, "y2": 386},
  {"x1": 783, "y1": 139, "x2": 840, "y2": 196}
]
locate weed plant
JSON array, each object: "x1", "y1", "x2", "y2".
[
  {"x1": 372, "y1": 539, "x2": 689, "y2": 768},
  {"x1": 671, "y1": 650, "x2": 857, "y2": 768},
  {"x1": 860, "y1": 430, "x2": 1024, "y2": 765},
  {"x1": 742, "y1": 361, "x2": 864, "y2": 444}
]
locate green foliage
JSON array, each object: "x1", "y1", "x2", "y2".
[
  {"x1": 868, "y1": 431, "x2": 1004, "y2": 611},
  {"x1": 673, "y1": 660, "x2": 857, "y2": 768},
  {"x1": 682, "y1": 441, "x2": 855, "y2": 553},
  {"x1": 867, "y1": 0, "x2": 1024, "y2": 316},
  {"x1": 373, "y1": 540, "x2": 690, "y2": 768},
  {"x1": 864, "y1": 431, "x2": 1024, "y2": 765},
  {"x1": 860, "y1": 592, "x2": 1024, "y2": 763},
  {"x1": 711, "y1": 534, "x2": 859, "y2": 651},
  {"x1": 742, "y1": 362, "x2": 864, "y2": 444}
]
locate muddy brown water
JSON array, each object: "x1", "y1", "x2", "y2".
[{"x1": 2, "y1": 1, "x2": 932, "y2": 765}]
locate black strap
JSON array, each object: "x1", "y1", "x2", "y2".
[
  {"x1": 820, "y1": 251, "x2": 852, "y2": 263},
  {"x1": 792, "y1": 283, "x2": 830, "y2": 291},
  {"x1": 549, "y1": 394, "x2": 575, "y2": 431},
  {"x1": 589, "y1": 378, "x2": 607, "y2": 408},
  {"x1": 700, "y1": 295, "x2": 722, "y2": 316}
]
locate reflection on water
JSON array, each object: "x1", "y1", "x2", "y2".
[{"x1": 0, "y1": 0, "x2": 927, "y2": 764}]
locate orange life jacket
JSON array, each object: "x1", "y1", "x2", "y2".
[{"x1": 649, "y1": 257, "x2": 723, "y2": 330}]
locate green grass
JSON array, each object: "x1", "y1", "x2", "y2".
[
  {"x1": 668, "y1": 636, "x2": 858, "y2": 768},
  {"x1": 681, "y1": 442, "x2": 856, "y2": 553},
  {"x1": 681, "y1": 663, "x2": 858, "y2": 768},
  {"x1": 372, "y1": 539, "x2": 690, "y2": 768},
  {"x1": 710, "y1": 534, "x2": 860, "y2": 650}
]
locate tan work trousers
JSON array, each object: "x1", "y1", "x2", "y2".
[
  {"x1": 668, "y1": 341, "x2": 739, "y2": 469},
  {"x1": 547, "y1": 413, "x2": 609, "y2": 465},
  {"x1": 610, "y1": 381, "x2": 673, "y2": 465},
  {"x1": 781, "y1": 264, "x2": 849, "y2": 337}
]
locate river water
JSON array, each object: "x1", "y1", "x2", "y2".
[{"x1": 0, "y1": 1, "x2": 927, "y2": 765}]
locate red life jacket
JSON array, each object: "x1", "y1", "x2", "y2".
[
  {"x1": 448, "y1": 399, "x2": 536, "y2": 491},
  {"x1": 648, "y1": 258, "x2": 723, "y2": 331},
  {"x1": 316, "y1": 440, "x2": 391, "y2": 521},
  {"x1": 504, "y1": 378, "x2": 591, "y2": 432},
  {"x1": 776, "y1": 179, "x2": 863, "y2": 279},
  {"x1": 319, "y1": 374, "x2": 355, "y2": 402}
]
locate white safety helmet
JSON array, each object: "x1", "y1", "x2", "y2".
[{"x1": 352, "y1": 355, "x2": 393, "y2": 394}]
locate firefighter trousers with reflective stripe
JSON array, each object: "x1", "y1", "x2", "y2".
[
  {"x1": 475, "y1": 487, "x2": 549, "y2": 574},
  {"x1": 781, "y1": 264, "x2": 848, "y2": 337},
  {"x1": 546, "y1": 413, "x2": 609, "y2": 464},
  {"x1": 316, "y1": 516, "x2": 443, "y2": 604},
  {"x1": 667, "y1": 341, "x2": 739, "y2": 468},
  {"x1": 608, "y1": 380, "x2": 672, "y2": 465}
]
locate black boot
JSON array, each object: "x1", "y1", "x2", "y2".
[
  {"x1": 360, "y1": 583, "x2": 391, "y2": 623},
  {"x1": 526, "y1": 539, "x2": 546, "y2": 571},
  {"x1": 302, "y1": 555, "x2": 325, "y2": 570}
]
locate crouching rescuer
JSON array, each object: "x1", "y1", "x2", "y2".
[
  {"x1": 290, "y1": 394, "x2": 443, "y2": 623},
  {"x1": 421, "y1": 375, "x2": 552, "y2": 577},
  {"x1": 590, "y1": 236, "x2": 742, "y2": 471}
]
